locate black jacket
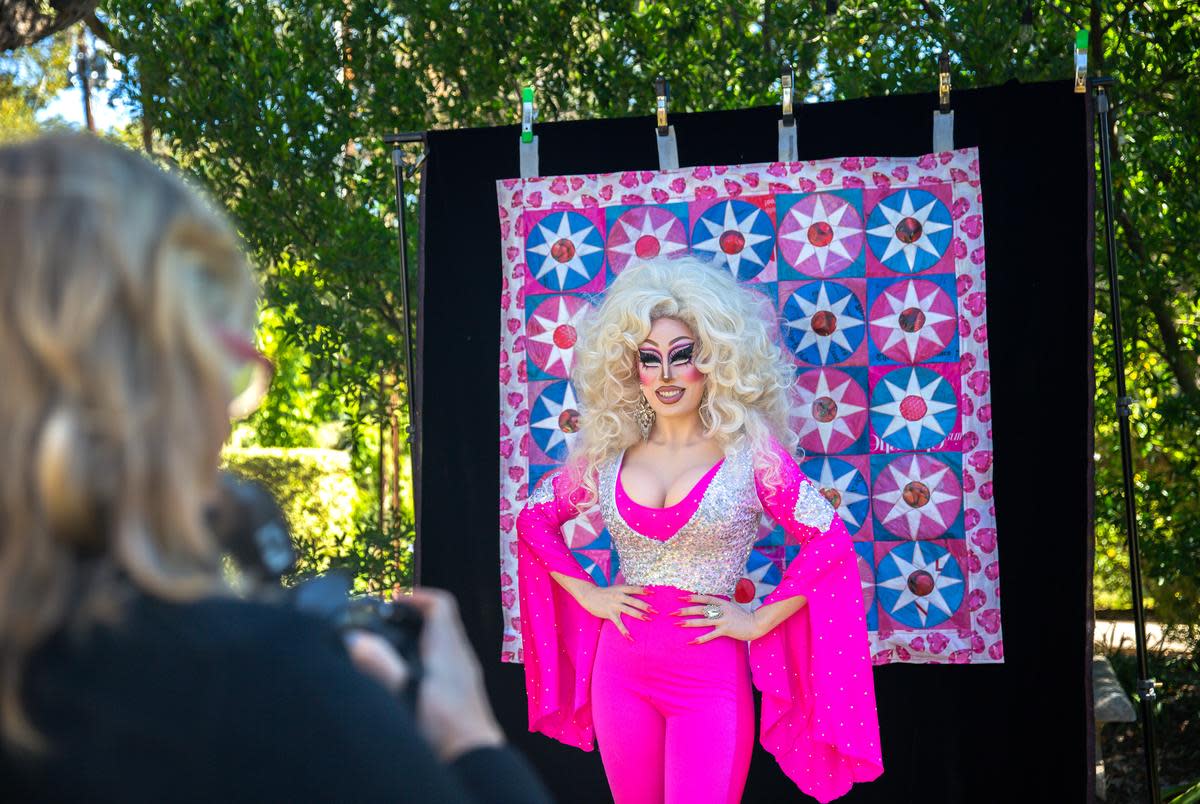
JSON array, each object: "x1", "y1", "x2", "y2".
[{"x1": 2, "y1": 593, "x2": 551, "y2": 803}]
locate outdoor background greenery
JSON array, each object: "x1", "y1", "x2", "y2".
[
  {"x1": 4, "y1": 4, "x2": 1197, "y2": 797},
  {"x1": 2, "y1": 1, "x2": 1196, "y2": 621}
]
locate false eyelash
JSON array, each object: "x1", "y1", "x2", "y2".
[
  {"x1": 638, "y1": 351, "x2": 662, "y2": 366},
  {"x1": 668, "y1": 344, "x2": 694, "y2": 363}
]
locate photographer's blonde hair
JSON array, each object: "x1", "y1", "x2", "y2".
[
  {"x1": 563, "y1": 255, "x2": 798, "y2": 510},
  {"x1": 0, "y1": 135, "x2": 258, "y2": 750}
]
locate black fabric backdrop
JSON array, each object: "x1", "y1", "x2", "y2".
[{"x1": 416, "y1": 79, "x2": 1096, "y2": 802}]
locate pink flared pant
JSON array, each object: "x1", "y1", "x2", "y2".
[{"x1": 590, "y1": 585, "x2": 755, "y2": 804}]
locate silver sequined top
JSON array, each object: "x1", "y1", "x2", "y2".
[
  {"x1": 598, "y1": 443, "x2": 763, "y2": 597},
  {"x1": 524, "y1": 440, "x2": 839, "y2": 597}
]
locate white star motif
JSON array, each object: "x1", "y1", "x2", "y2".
[
  {"x1": 563, "y1": 512, "x2": 601, "y2": 549},
  {"x1": 527, "y1": 297, "x2": 588, "y2": 375},
  {"x1": 527, "y1": 214, "x2": 602, "y2": 288},
  {"x1": 876, "y1": 541, "x2": 963, "y2": 626},
  {"x1": 780, "y1": 194, "x2": 861, "y2": 272},
  {"x1": 860, "y1": 555, "x2": 876, "y2": 606},
  {"x1": 607, "y1": 210, "x2": 687, "y2": 269},
  {"x1": 794, "y1": 371, "x2": 866, "y2": 452},
  {"x1": 693, "y1": 202, "x2": 773, "y2": 277},
  {"x1": 784, "y1": 283, "x2": 865, "y2": 363},
  {"x1": 871, "y1": 369, "x2": 956, "y2": 448},
  {"x1": 873, "y1": 455, "x2": 958, "y2": 539},
  {"x1": 809, "y1": 458, "x2": 868, "y2": 530},
  {"x1": 873, "y1": 280, "x2": 956, "y2": 361},
  {"x1": 866, "y1": 191, "x2": 952, "y2": 271},
  {"x1": 737, "y1": 560, "x2": 778, "y2": 612},
  {"x1": 530, "y1": 382, "x2": 581, "y2": 455}
]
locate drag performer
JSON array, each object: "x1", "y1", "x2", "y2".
[{"x1": 516, "y1": 256, "x2": 883, "y2": 803}]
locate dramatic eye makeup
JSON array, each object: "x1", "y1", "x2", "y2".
[
  {"x1": 667, "y1": 342, "x2": 694, "y2": 364},
  {"x1": 637, "y1": 349, "x2": 662, "y2": 367}
]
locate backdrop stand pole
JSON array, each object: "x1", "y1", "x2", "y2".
[
  {"x1": 1091, "y1": 75, "x2": 1162, "y2": 804},
  {"x1": 386, "y1": 131, "x2": 426, "y2": 585}
]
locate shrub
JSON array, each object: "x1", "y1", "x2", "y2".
[{"x1": 221, "y1": 447, "x2": 359, "y2": 580}]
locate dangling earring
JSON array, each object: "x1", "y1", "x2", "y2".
[
  {"x1": 698, "y1": 386, "x2": 712, "y2": 430},
  {"x1": 635, "y1": 394, "x2": 655, "y2": 441}
]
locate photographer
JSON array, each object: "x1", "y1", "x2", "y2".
[{"x1": 0, "y1": 134, "x2": 550, "y2": 803}]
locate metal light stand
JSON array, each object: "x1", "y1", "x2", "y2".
[
  {"x1": 383, "y1": 131, "x2": 427, "y2": 582},
  {"x1": 1091, "y1": 75, "x2": 1162, "y2": 804}
]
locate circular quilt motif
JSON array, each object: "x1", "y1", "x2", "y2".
[
  {"x1": 865, "y1": 189, "x2": 953, "y2": 273},
  {"x1": 778, "y1": 193, "x2": 864, "y2": 277},
  {"x1": 605, "y1": 206, "x2": 689, "y2": 274},
  {"x1": 690, "y1": 199, "x2": 775, "y2": 281},
  {"x1": 525, "y1": 211, "x2": 605, "y2": 291},
  {"x1": 782, "y1": 281, "x2": 865, "y2": 365},
  {"x1": 529, "y1": 380, "x2": 581, "y2": 461},
  {"x1": 857, "y1": 550, "x2": 876, "y2": 614},
  {"x1": 563, "y1": 512, "x2": 605, "y2": 550},
  {"x1": 869, "y1": 366, "x2": 957, "y2": 451},
  {"x1": 737, "y1": 548, "x2": 782, "y2": 610},
  {"x1": 871, "y1": 453, "x2": 962, "y2": 540},
  {"x1": 800, "y1": 456, "x2": 870, "y2": 537},
  {"x1": 572, "y1": 546, "x2": 618, "y2": 586},
  {"x1": 526, "y1": 295, "x2": 592, "y2": 378},
  {"x1": 868, "y1": 279, "x2": 958, "y2": 363},
  {"x1": 875, "y1": 540, "x2": 965, "y2": 628},
  {"x1": 790, "y1": 368, "x2": 868, "y2": 455}
]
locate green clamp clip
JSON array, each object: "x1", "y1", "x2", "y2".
[
  {"x1": 1074, "y1": 29, "x2": 1088, "y2": 93},
  {"x1": 521, "y1": 87, "x2": 535, "y2": 144}
]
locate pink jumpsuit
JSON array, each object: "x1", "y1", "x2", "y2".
[
  {"x1": 516, "y1": 437, "x2": 884, "y2": 804},
  {"x1": 589, "y1": 455, "x2": 754, "y2": 804}
]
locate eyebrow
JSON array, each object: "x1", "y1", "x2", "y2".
[{"x1": 641, "y1": 336, "x2": 694, "y2": 347}]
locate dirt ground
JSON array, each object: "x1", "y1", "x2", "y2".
[{"x1": 1094, "y1": 620, "x2": 1198, "y2": 803}]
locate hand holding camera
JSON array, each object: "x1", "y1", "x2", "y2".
[
  {"x1": 211, "y1": 472, "x2": 504, "y2": 763},
  {"x1": 344, "y1": 588, "x2": 504, "y2": 761}
]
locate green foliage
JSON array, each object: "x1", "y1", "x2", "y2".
[
  {"x1": 221, "y1": 447, "x2": 360, "y2": 580},
  {"x1": 0, "y1": 28, "x2": 73, "y2": 140},
  {"x1": 221, "y1": 445, "x2": 413, "y2": 591},
  {"x1": 1087, "y1": 3, "x2": 1200, "y2": 624},
  {"x1": 336, "y1": 511, "x2": 415, "y2": 597},
  {"x1": 87, "y1": 1, "x2": 1199, "y2": 625},
  {"x1": 232, "y1": 304, "x2": 346, "y2": 450},
  {"x1": 1167, "y1": 780, "x2": 1200, "y2": 804}
]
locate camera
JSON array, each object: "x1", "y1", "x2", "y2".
[{"x1": 207, "y1": 472, "x2": 424, "y2": 708}]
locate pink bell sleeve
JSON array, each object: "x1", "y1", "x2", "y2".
[
  {"x1": 750, "y1": 437, "x2": 884, "y2": 803},
  {"x1": 515, "y1": 468, "x2": 603, "y2": 751}
]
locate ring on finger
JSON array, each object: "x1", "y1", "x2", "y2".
[{"x1": 702, "y1": 603, "x2": 723, "y2": 620}]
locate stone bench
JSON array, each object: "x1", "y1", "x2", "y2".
[{"x1": 1094, "y1": 655, "x2": 1137, "y2": 801}]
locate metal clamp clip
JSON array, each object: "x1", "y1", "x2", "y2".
[
  {"x1": 654, "y1": 76, "x2": 679, "y2": 170},
  {"x1": 932, "y1": 53, "x2": 954, "y2": 153}
]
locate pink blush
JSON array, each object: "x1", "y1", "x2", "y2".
[{"x1": 672, "y1": 364, "x2": 703, "y2": 383}]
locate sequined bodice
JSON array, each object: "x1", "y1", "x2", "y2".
[{"x1": 598, "y1": 444, "x2": 763, "y2": 596}]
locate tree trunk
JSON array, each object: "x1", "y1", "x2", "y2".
[{"x1": 1, "y1": 0, "x2": 98, "y2": 51}]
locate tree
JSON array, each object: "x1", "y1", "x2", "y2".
[
  {"x1": 1, "y1": 0, "x2": 99, "y2": 51},
  {"x1": 89, "y1": 0, "x2": 1198, "y2": 619},
  {"x1": 0, "y1": 28, "x2": 73, "y2": 139}
]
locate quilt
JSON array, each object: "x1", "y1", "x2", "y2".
[{"x1": 496, "y1": 148, "x2": 1003, "y2": 666}]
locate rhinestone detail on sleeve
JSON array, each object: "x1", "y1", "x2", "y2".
[{"x1": 527, "y1": 473, "x2": 557, "y2": 507}]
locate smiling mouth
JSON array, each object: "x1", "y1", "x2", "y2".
[{"x1": 655, "y1": 386, "x2": 685, "y2": 404}]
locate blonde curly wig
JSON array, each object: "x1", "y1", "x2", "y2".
[{"x1": 562, "y1": 255, "x2": 798, "y2": 510}]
